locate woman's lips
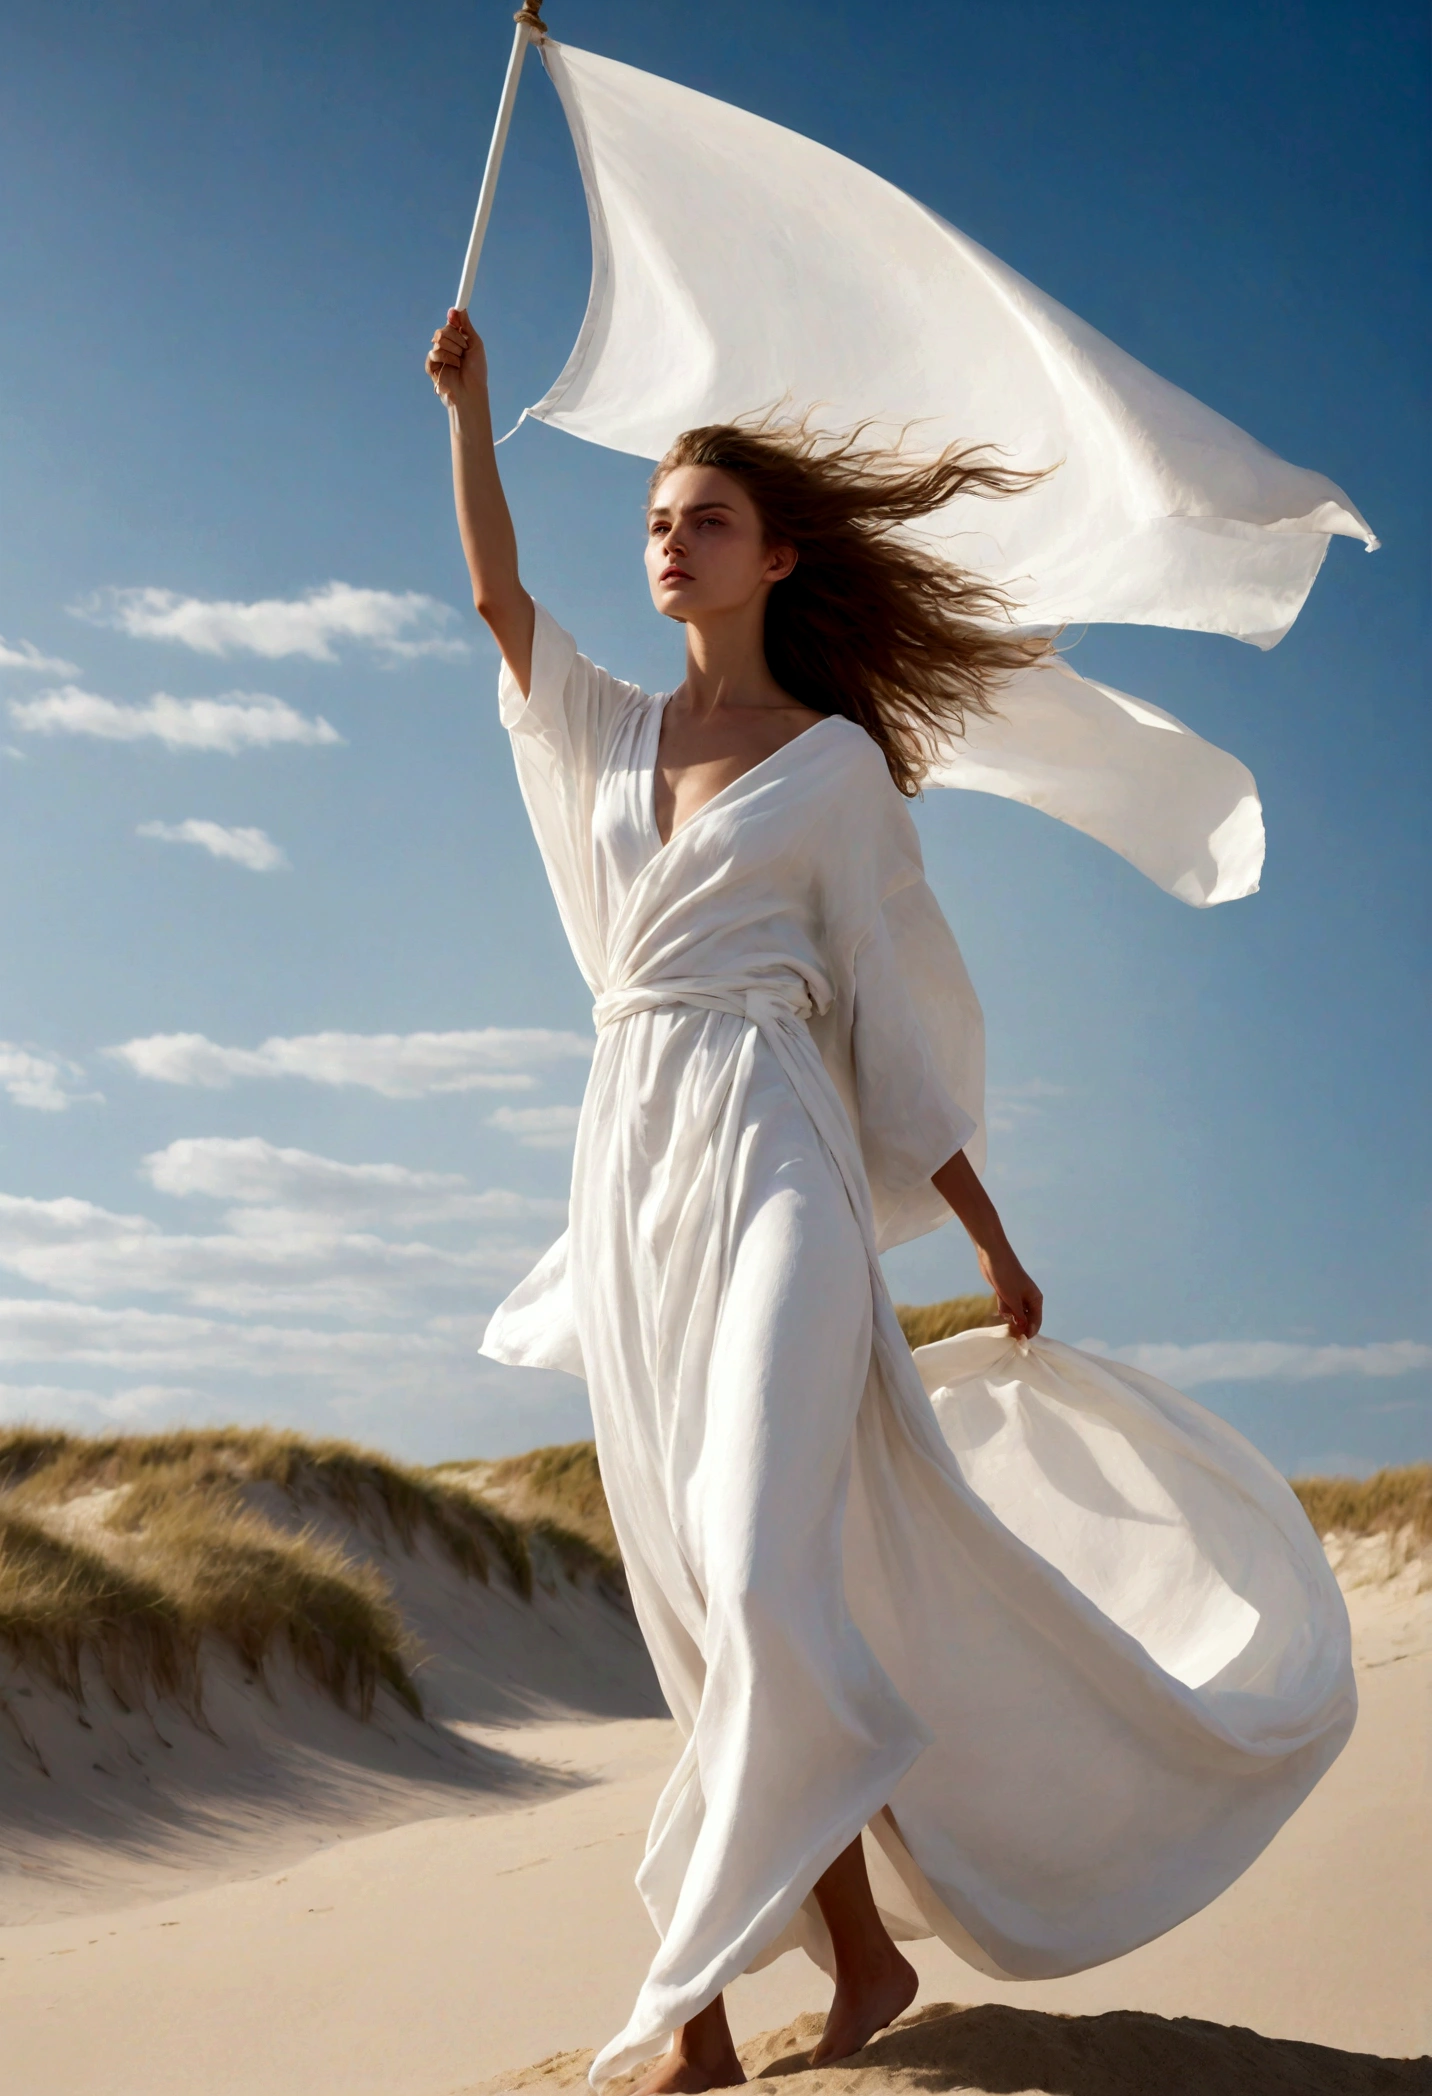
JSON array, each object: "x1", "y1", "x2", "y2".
[{"x1": 660, "y1": 567, "x2": 693, "y2": 582}]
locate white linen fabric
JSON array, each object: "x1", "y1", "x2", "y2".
[
  {"x1": 929, "y1": 650, "x2": 1266, "y2": 907},
  {"x1": 497, "y1": 39, "x2": 1382, "y2": 909},
  {"x1": 480, "y1": 605, "x2": 1356, "y2": 2089},
  {"x1": 531, "y1": 41, "x2": 1375, "y2": 647}
]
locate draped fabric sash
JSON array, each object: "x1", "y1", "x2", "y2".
[{"x1": 595, "y1": 978, "x2": 888, "y2": 1257}]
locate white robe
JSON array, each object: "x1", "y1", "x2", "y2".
[{"x1": 482, "y1": 604, "x2": 1355, "y2": 2089}]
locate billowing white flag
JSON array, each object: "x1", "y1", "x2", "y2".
[
  {"x1": 515, "y1": 41, "x2": 1375, "y2": 901},
  {"x1": 933, "y1": 655, "x2": 1263, "y2": 907}
]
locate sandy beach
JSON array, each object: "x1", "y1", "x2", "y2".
[{"x1": 1, "y1": 1457, "x2": 1426, "y2": 2096}]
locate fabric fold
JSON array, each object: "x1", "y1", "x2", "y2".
[
  {"x1": 479, "y1": 611, "x2": 1355, "y2": 2090},
  {"x1": 533, "y1": 39, "x2": 1374, "y2": 644},
  {"x1": 929, "y1": 649, "x2": 1266, "y2": 905}
]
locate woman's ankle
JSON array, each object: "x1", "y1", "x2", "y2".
[
  {"x1": 830, "y1": 1936, "x2": 915, "y2": 1992},
  {"x1": 677, "y1": 1997, "x2": 742, "y2": 2070}
]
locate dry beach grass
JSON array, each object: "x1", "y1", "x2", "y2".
[
  {"x1": 0, "y1": 1383, "x2": 1426, "y2": 2094},
  {"x1": 1291, "y1": 1461, "x2": 1432, "y2": 1554},
  {"x1": 439, "y1": 1438, "x2": 623, "y2": 1574},
  {"x1": 0, "y1": 1425, "x2": 610, "y2": 1727},
  {"x1": 893, "y1": 1290, "x2": 1000, "y2": 1348},
  {"x1": 2, "y1": 1399, "x2": 1424, "y2": 1738}
]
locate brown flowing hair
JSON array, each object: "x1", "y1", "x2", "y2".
[{"x1": 650, "y1": 422, "x2": 1052, "y2": 798}]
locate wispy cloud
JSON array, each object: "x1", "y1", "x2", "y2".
[
  {"x1": 0, "y1": 1044, "x2": 102, "y2": 1113},
  {"x1": 0, "y1": 1200, "x2": 542, "y2": 1319},
  {"x1": 141, "y1": 1136, "x2": 566, "y2": 1228},
  {"x1": 137, "y1": 819, "x2": 289, "y2": 871},
  {"x1": 105, "y1": 1027, "x2": 593, "y2": 1098},
  {"x1": 9, "y1": 685, "x2": 342, "y2": 752},
  {"x1": 0, "y1": 1380, "x2": 226, "y2": 1429},
  {"x1": 0, "y1": 1136, "x2": 565, "y2": 1319},
  {"x1": 0, "y1": 635, "x2": 79, "y2": 675},
  {"x1": 486, "y1": 1104, "x2": 582, "y2": 1150},
  {"x1": 0, "y1": 1295, "x2": 452, "y2": 1376},
  {"x1": 0, "y1": 1133, "x2": 577, "y2": 1444},
  {"x1": 76, "y1": 582, "x2": 468, "y2": 663},
  {"x1": 1087, "y1": 1338, "x2": 1432, "y2": 1387},
  {"x1": 987, "y1": 1079, "x2": 1067, "y2": 1137}
]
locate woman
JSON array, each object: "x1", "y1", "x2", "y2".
[{"x1": 426, "y1": 310, "x2": 1354, "y2": 2094}]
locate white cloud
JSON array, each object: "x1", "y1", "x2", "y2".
[
  {"x1": 0, "y1": 1379, "x2": 108, "y2": 1412},
  {"x1": 987, "y1": 1079, "x2": 1067, "y2": 1137},
  {"x1": 1088, "y1": 1338, "x2": 1432, "y2": 1387},
  {"x1": 9, "y1": 685, "x2": 342, "y2": 752},
  {"x1": 0, "y1": 1296, "x2": 450, "y2": 1376},
  {"x1": 0, "y1": 1377, "x2": 222, "y2": 1428},
  {"x1": 486, "y1": 1104, "x2": 582, "y2": 1150},
  {"x1": 0, "y1": 635, "x2": 78, "y2": 675},
  {"x1": 0, "y1": 1140, "x2": 566, "y2": 1322},
  {"x1": 144, "y1": 1136, "x2": 466, "y2": 1209},
  {"x1": 141, "y1": 1136, "x2": 566, "y2": 1228},
  {"x1": 0, "y1": 1379, "x2": 170, "y2": 1430},
  {"x1": 105, "y1": 1027, "x2": 593, "y2": 1098},
  {"x1": 77, "y1": 582, "x2": 468, "y2": 663},
  {"x1": 137, "y1": 819, "x2": 289, "y2": 871},
  {"x1": 0, "y1": 1044, "x2": 102, "y2": 1113},
  {"x1": 0, "y1": 1296, "x2": 544, "y2": 1447},
  {"x1": 0, "y1": 1206, "x2": 554, "y2": 1323},
  {"x1": 0, "y1": 1212, "x2": 536, "y2": 1319},
  {"x1": 0, "y1": 1132, "x2": 581, "y2": 1449}
]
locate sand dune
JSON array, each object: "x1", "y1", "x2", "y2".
[
  {"x1": 492, "y1": 1999, "x2": 1429, "y2": 2095},
  {"x1": 0, "y1": 1438, "x2": 1426, "y2": 2095},
  {"x1": 0, "y1": 1438, "x2": 661, "y2": 1922}
]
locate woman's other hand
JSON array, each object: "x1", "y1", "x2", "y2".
[
  {"x1": 427, "y1": 308, "x2": 488, "y2": 412},
  {"x1": 930, "y1": 1147, "x2": 1044, "y2": 1342},
  {"x1": 977, "y1": 1243, "x2": 1043, "y2": 1342}
]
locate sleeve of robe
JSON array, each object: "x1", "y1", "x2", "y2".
[
  {"x1": 854, "y1": 877, "x2": 987, "y2": 1249},
  {"x1": 812, "y1": 738, "x2": 988, "y2": 1252},
  {"x1": 497, "y1": 598, "x2": 648, "y2": 993},
  {"x1": 484, "y1": 601, "x2": 649, "y2": 1380}
]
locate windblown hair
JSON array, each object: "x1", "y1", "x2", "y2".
[{"x1": 651, "y1": 422, "x2": 1052, "y2": 797}]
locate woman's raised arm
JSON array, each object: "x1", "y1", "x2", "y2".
[{"x1": 426, "y1": 309, "x2": 535, "y2": 695}]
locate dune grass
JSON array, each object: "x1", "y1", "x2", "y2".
[
  {"x1": 0, "y1": 1504, "x2": 199, "y2": 1712},
  {"x1": 1291, "y1": 1462, "x2": 1432, "y2": 1547},
  {"x1": 436, "y1": 1441, "x2": 623, "y2": 1588},
  {"x1": 0, "y1": 1426, "x2": 611, "y2": 1724},
  {"x1": 895, "y1": 1292, "x2": 1000, "y2": 1349},
  {"x1": 4, "y1": 1348, "x2": 1423, "y2": 1731},
  {"x1": 0, "y1": 1426, "x2": 532, "y2": 1594}
]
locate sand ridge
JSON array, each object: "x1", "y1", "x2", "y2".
[
  {"x1": 479, "y1": 2000, "x2": 1430, "y2": 2095},
  {"x1": 0, "y1": 1481, "x2": 1427, "y2": 2096}
]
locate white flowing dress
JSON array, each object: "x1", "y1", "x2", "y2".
[{"x1": 482, "y1": 604, "x2": 1356, "y2": 2089}]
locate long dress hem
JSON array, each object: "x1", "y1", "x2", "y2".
[{"x1": 480, "y1": 603, "x2": 1356, "y2": 2093}]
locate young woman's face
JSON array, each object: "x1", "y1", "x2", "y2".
[{"x1": 645, "y1": 464, "x2": 795, "y2": 622}]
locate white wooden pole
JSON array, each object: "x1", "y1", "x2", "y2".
[{"x1": 454, "y1": 3, "x2": 547, "y2": 313}]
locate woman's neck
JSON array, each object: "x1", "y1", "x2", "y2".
[{"x1": 680, "y1": 608, "x2": 789, "y2": 718}]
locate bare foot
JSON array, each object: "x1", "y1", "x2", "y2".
[
  {"x1": 809, "y1": 1948, "x2": 918, "y2": 2066},
  {"x1": 631, "y1": 2049, "x2": 745, "y2": 2093},
  {"x1": 632, "y1": 1998, "x2": 746, "y2": 2093}
]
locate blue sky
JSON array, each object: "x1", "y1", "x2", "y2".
[{"x1": 0, "y1": 0, "x2": 1426, "y2": 1473}]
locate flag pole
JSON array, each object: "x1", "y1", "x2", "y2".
[{"x1": 454, "y1": 2, "x2": 548, "y2": 313}]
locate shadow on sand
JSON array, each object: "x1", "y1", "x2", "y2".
[
  {"x1": 505, "y1": 2001, "x2": 1430, "y2": 2096},
  {"x1": 746, "y1": 2000, "x2": 1432, "y2": 2095}
]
